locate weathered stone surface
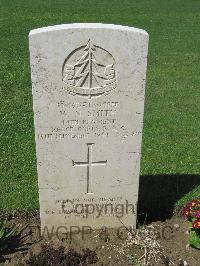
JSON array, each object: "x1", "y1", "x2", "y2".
[{"x1": 29, "y1": 23, "x2": 149, "y2": 231}]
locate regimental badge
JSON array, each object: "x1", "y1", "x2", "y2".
[{"x1": 62, "y1": 40, "x2": 117, "y2": 99}]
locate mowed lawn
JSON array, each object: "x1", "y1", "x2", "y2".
[{"x1": 0, "y1": 0, "x2": 199, "y2": 212}]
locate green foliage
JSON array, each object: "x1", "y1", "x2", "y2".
[
  {"x1": 0, "y1": 219, "x2": 18, "y2": 252},
  {"x1": 189, "y1": 229, "x2": 200, "y2": 250},
  {"x1": 183, "y1": 200, "x2": 200, "y2": 249}
]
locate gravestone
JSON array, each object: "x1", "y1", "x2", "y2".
[{"x1": 29, "y1": 24, "x2": 149, "y2": 232}]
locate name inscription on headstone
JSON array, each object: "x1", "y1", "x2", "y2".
[{"x1": 37, "y1": 100, "x2": 120, "y2": 141}]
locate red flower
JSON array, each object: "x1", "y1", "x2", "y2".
[
  {"x1": 186, "y1": 202, "x2": 193, "y2": 208},
  {"x1": 192, "y1": 219, "x2": 200, "y2": 229},
  {"x1": 183, "y1": 207, "x2": 190, "y2": 218},
  {"x1": 194, "y1": 210, "x2": 200, "y2": 219},
  {"x1": 186, "y1": 200, "x2": 200, "y2": 208}
]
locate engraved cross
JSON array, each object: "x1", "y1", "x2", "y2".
[{"x1": 72, "y1": 143, "x2": 107, "y2": 194}]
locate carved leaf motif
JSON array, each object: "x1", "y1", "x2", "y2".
[
  {"x1": 62, "y1": 40, "x2": 117, "y2": 98},
  {"x1": 105, "y1": 64, "x2": 115, "y2": 79}
]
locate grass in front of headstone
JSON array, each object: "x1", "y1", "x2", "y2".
[{"x1": 0, "y1": 0, "x2": 199, "y2": 215}]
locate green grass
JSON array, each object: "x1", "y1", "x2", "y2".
[{"x1": 0, "y1": 0, "x2": 199, "y2": 212}]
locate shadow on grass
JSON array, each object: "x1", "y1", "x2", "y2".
[{"x1": 137, "y1": 174, "x2": 200, "y2": 224}]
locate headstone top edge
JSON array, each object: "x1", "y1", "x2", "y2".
[{"x1": 29, "y1": 23, "x2": 148, "y2": 37}]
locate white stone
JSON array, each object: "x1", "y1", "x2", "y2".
[
  {"x1": 29, "y1": 23, "x2": 149, "y2": 231},
  {"x1": 174, "y1": 223, "x2": 180, "y2": 229}
]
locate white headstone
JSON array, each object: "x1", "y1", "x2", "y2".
[{"x1": 29, "y1": 24, "x2": 148, "y2": 232}]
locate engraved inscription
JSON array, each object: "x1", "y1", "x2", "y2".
[
  {"x1": 62, "y1": 40, "x2": 117, "y2": 98},
  {"x1": 72, "y1": 143, "x2": 107, "y2": 194},
  {"x1": 37, "y1": 101, "x2": 123, "y2": 140}
]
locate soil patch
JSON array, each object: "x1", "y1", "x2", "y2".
[{"x1": 0, "y1": 212, "x2": 199, "y2": 265}]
